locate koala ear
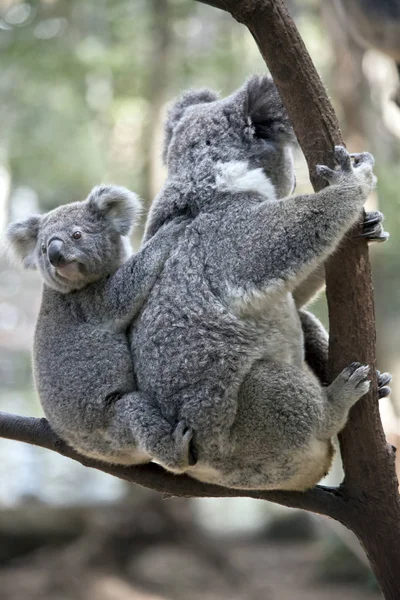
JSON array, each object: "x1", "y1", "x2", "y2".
[
  {"x1": 6, "y1": 215, "x2": 41, "y2": 269},
  {"x1": 242, "y1": 75, "x2": 296, "y2": 145},
  {"x1": 88, "y1": 185, "x2": 142, "y2": 235},
  {"x1": 163, "y1": 89, "x2": 219, "y2": 163}
]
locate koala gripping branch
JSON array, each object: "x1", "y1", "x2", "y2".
[
  {"x1": 0, "y1": 411, "x2": 344, "y2": 516},
  {"x1": 1, "y1": 1, "x2": 400, "y2": 596},
  {"x1": 191, "y1": 0, "x2": 400, "y2": 597}
]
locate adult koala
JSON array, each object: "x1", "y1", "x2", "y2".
[{"x1": 132, "y1": 76, "x2": 390, "y2": 490}]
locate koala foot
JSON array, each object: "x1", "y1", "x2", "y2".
[
  {"x1": 173, "y1": 420, "x2": 198, "y2": 467},
  {"x1": 355, "y1": 211, "x2": 389, "y2": 243},
  {"x1": 327, "y1": 362, "x2": 371, "y2": 407},
  {"x1": 377, "y1": 369, "x2": 392, "y2": 399},
  {"x1": 316, "y1": 146, "x2": 376, "y2": 196}
]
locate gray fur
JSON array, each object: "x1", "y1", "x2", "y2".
[
  {"x1": 131, "y1": 76, "x2": 380, "y2": 490},
  {"x1": 6, "y1": 186, "x2": 192, "y2": 465}
]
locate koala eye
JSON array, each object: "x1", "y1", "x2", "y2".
[
  {"x1": 41, "y1": 243, "x2": 47, "y2": 254},
  {"x1": 72, "y1": 231, "x2": 82, "y2": 240},
  {"x1": 205, "y1": 140, "x2": 211, "y2": 146}
]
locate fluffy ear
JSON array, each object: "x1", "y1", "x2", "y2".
[
  {"x1": 6, "y1": 215, "x2": 41, "y2": 269},
  {"x1": 163, "y1": 89, "x2": 219, "y2": 162},
  {"x1": 88, "y1": 185, "x2": 142, "y2": 235},
  {"x1": 242, "y1": 75, "x2": 296, "y2": 145}
]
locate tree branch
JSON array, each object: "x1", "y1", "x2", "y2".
[
  {"x1": 0, "y1": 411, "x2": 344, "y2": 517},
  {"x1": 194, "y1": 0, "x2": 228, "y2": 8}
]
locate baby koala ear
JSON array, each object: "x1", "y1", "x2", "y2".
[
  {"x1": 163, "y1": 89, "x2": 219, "y2": 163},
  {"x1": 6, "y1": 215, "x2": 41, "y2": 269},
  {"x1": 88, "y1": 185, "x2": 142, "y2": 236},
  {"x1": 242, "y1": 75, "x2": 296, "y2": 145}
]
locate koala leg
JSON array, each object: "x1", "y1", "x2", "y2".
[
  {"x1": 299, "y1": 310, "x2": 329, "y2": 384},
  {"x1": 109, "y1": 392, "x2": 197, "y2": 470},
  {"x1": 199, "y1": 359, "x2": 337, "y2": 491},
  {"x1": 319, "y1": 362, "x2": 370, "y2": 438},
  {"x1": 198, "y1": 360, "x2": 370, "y2": 491}
]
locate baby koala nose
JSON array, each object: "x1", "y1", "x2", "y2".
[{"x1": 48, "y1": 239, "x2": 67, "y2": 267}]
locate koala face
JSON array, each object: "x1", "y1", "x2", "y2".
[
  {"x1": 165, "y1": 76, "x2": 297, "y2": 201},
  {"x1": 6, "y1": 185, "x2": 141, "y2": 293}
]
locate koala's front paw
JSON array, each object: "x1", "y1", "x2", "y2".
[
  {"x1": 355, "y1": 211, "x2": 389, "y2": 243},
  {"x1": 316, "y1": 146, "x2": 376, "y2": 197},
  {"x1": 377, "y1": 369, "x2": 392, "y2": 398}
]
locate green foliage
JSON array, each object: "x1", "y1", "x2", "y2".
[{"x1": 0, "y1": 0, "x2": 262, "y2": 209}]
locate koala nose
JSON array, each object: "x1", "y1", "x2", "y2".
[{"x1": 48, "y1": 239, "x2": 66, "y2": 267}]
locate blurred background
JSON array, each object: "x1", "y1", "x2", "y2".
[{"x1": 0, "y1": 0, "x2": 400, "y2": 598}]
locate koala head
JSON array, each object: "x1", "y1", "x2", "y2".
[
  {"x1": 6, "y1": 185, "x2": 141, "y2": 293},
  {"x1": 164, "y1": 75, "x2": 296, "y2": 196},
  {"x1": 143, "y1": 76, "x2": 296, "y2": 240}
]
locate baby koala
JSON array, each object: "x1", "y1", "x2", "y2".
[{"x1": 6, "y1": 185, "x2": 193, "y2": 466}]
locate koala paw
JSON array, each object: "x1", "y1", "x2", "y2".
[
  {"x1": 316, "y1": 146, "x2": 376, "y2": 197},
  {"x1": 354, "y1": 210, "x2": 389, "y2": 243},
  {"x1": 173, "y1": 420, "x2": 198, "y2": 467},
  {"x1": 328, "y1": 362, "x2": 371, "y2": 407},
  {"x1": 377, "y1": 369, "x2": 392, "y2": 399}
]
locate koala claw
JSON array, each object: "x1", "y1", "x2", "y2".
[
  {"x1": 377, "y1": 369, "x2": 392, "y2": 399},
  {"x1": 349, "y1": 151, "x2": 375, "y2": 168},
  {"x1": 334, "y1": 145, "x2": 352, "y2": 171},
  {"x1": 355, "y1": 211, "x2": 389, "y2": 243},
  {"x1": 343, "y1": 362, "x2": 371, "y2": 395},
  {"x1": 316, "y1": 146, "x2": 374, "y2": 182}
]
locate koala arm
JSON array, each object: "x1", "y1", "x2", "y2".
[
  {"x1": 292, "y1": 208, "x2": 388, "y2": 308},
  {"x1": 299, "y1": 310, "x2": 329, "y2": 384},
  {"x1": 229, "y1": 148, "x2": 375, "y2": 296},
  {"x1": 102, "y1": 221, "x2": 185, "y2": 322}
]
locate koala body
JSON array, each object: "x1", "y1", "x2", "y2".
[
  {"x1": 131, "y1": 76, "x2": 381, "y2": 490},
  {"x1": 7, "y1": 186, "x2": 191, "y2": 465}
]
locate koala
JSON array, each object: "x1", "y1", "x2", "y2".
[
  {"x1": 6, "y1": 185, "x2": 193, "y2": 466},
  {"x1": 130, "y1": 75, "x2": 391, "y2": 491}
]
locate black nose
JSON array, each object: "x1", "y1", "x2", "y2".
[{"x1": 48, "y1": 239, "x2": 66, "y2": 267}]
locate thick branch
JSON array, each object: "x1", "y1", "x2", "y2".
[{"x1": 0, "y1": 411, "x2": 343, "y2": 517}]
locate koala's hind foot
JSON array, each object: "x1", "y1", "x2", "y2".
[
  {"x1": 108, "y1": 393, "x2": 197, "y2": 470},
  {"x1": 356, "y1": 210, "x2": 389, "y2": 243},
  {"x1": 171, "y1": 421, "x2": 198, "y2": 467},
  {"x1": 320, "y1": 362, "x2": 370, "y2": 438}
]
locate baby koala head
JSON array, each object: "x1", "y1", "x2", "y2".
[{"x1": 6, "y1": 185, "x2": 141, "y2": 293}]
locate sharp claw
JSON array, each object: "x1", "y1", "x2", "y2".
[
  {"x1": 334, "y1": 145, "x2": 351, "y2": 170},
  {"x1": 363, "y1": 214, "x2": 383, "y2": 229},
  {"x1": 378, "y1": 372, "x2": 392, "y2": 388},
  {"x1": 378, "y1": 386, "x2": 391, "y2": 399},
  {"x1": 355, "y1": 229, "x2": 389, "y2": 242}
]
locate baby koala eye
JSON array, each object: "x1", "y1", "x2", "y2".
[
  {"x1": 72, "y1": 231, "x2": 82, "y2": 240},
  {"x1": 41, "y1": 243, "x2": 47, "y2": 254},
  {"x1": 205, "y1": 140, "x2": 211, "y2": 146}
]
